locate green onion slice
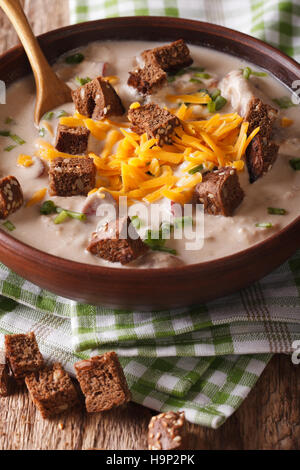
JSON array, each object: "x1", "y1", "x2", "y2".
[
  {"x1": 131, "y1": 215, "x2": 141, "y2": 229},
  {"x1": 4, "y1": 145, "x2": 17, "y2": 152},
  {"x1": 267, "y1": 207, "x2": 286, "y2": 215},
  {"x1": 76, "y1": 76, "x2": 92, "y2": 86},
  {"x1": 2, "y1": 220, "x2": 15, "y2": 231},
  {"x1": 42, "y1": 111, "x2": 54, "y2": 121},
  {"x1": 9, "y1": 134, "x2": 26, "y2": 145},
  {"x1": 54, "y1": 210, "x2": 69, "y2": 224},
  {"x1": 255, "y1": 223, "x2": 273, "y2": 228},
  {"x1": 188, "y1": 164, "x2": 204, "y2": 175},
  {"x1": 289, "y1": 158, "x2": 300, "y2": 171},
  {"x1": 273, "y1": 97, "x2": 296, "y2": 109},
  {"x1": 65, "y1": 53, "x2": 84, "y2": 64}
]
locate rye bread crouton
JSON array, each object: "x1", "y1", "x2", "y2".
[
  {"x1": 148, "y1": 411, "x2": 186, "y2": 450},
  {"x1": 0, "y1": 350, "x2": 10, "y2": 397},
  {"x1": 49, "y1": 157, "x2": 96, "y2": 197},
  {"x1": 25, "y1": 363, "x2": 80, "y2": 419},
  {"x1": 55, "y1": 125, "x2": 90, "y2": 155},
  {"x1": 74, "y1": 352, "x2": 131, "y2": 413},
  {"x1": 71, "y1": 77, "x2": 125, "y2": 119},
  {"x1": 194, "y1": 167, "x2": 244, "y2": 216},
  {"x1": 5, "y1": 332, "x2": 44, "y2": 380},
  {"x1": 142, "y1": 39, "x2": 193, "y2": 73},
  {"x1": 245, "y1": 98, "x2": 279, "y2": 183},
  {"x1": 87, "y1": 216, "x2": 148, "y2": 265},
  {"x1": 128, "y1": 103, "x2": 180, "y2": 146},
  {"x1": 0, "y1": 176, "x2": 23, "y2": 219},
  {"x1": 127, "y1": 64, "x2": 167, "y2": 95}
]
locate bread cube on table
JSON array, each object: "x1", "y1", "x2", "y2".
[
  {"x1": 0, "y1": 350, "x2": 10, "y2": 397},
  {"x1": 128, "y1": 103, "x2": 180, "y2": 147},
  {"x1": 55, "y1": 124, "x2": 90, "y2": 155},
  {"x1": 49, "y1": 157, "x2": 96, "y2": 197},
  {"x1": 193, "y1": 167, "x2": 244, "y2": 217},
  {"x1": 25, "y1": 363, "x2": 80, "y2": 419},
  {"x1": 4, "y1": 332, "x2": 44, "y2": 380},
  {"x1": 142, "y1": 39, "x2": 193, "y2": 73},
  {"x1": 0, "y1": 175, "x2": 23, "y2": 219},
  {"x1": 74, "y1": 352, "x2": 131, "y2": 413},
  {"x1": 148, "y1": 411, "x2": 186, "y2": 450},
  {"x1": 71, "y1": 76, "x2": 125, "y2": 119},
  {"x1": 87, "y1": 216, "x2": 148, "y2": 265}
]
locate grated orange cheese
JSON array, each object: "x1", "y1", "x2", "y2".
[
  {"x1": 27, "y1": 99, "x2": 260, "y2": 205},
  {"x1": 18, "y1": 154, "x2": 33, "y2": 167},
  {"x1": 26, "y1": 188, "x2": 47, "y2": 207}
]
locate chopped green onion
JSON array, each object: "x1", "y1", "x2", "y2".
[
  {"x1": 40, "y1": 200, "x2": 57, "y2": 215},
  {"x1": 131, "y1": 215, "x2": 141, "y2": 229},
  {"x1": 167, "y1": 75, "x2": 176, "y2": 83},
  {"x1": 39, "y1": 128, "x2": 46, "y2": 137},
  {"x1": 0, "y1": 130, "x2": 10, "y2": 136},
  {"x1": 4, "y1": 145, "x2": 17, "y2": 152},
  {"x1": 9, "y1": 134, "x2": 25, "y2": 145},
  {"x1": 174, "y1": 216, "x2": 193, "y2": 229},
  {"x1": 198, "y1": 88, "x2": 209, "y2": 95},
  {"x1": 289, "y1": 158, "x2": 300, "y2": 171},
  {"x1": 186, "y1": 66, "x2": 205, "y2": 73},
  {"x1": 214, "y1": 95, "x2": 227, "y2": 111},
  {"x1": 56, "y1": 207, "x2": 86, "y2": 221},
  {"x1": 210, "y1": 89, "x2": 221, "y2": 101},
  {"x1": 56, "y1": 110, "x2": 68, "y2": 118},
  {"x1": 76, "y1": 76, "x2": 92, "y2": 86},
  {"x1": 207, "y1": 101, "x2": 216, "y2": 113},
  {"x1": 175, "y1": 69, "x2": 187, "y2": 77},
  {"x1": 2, "y1": 220, "x2": 15, "y2": 231},
  {"x1": 189, "y1": 78, "x2": 202, "y2": 84},
  {"x1": 65, "y1": 52, "x2": 84, "y2": 64},
  {"x1": 243, "y1": 66, "x2": 267, "y2": 79},
  {"x1": 144, "y1": 228, "x2": 176, "y2": 255},
  {"x1": 194, "y1": 72, "x2": 211, "y2": 79},
  {"x1": 42, "y1": 111, "x2": 54, "y2": 121},
  {"x1": 267, "y1": 207, "x2": 286, "y2": 215},
  {"x1": 4, "y1": 117, "x2": 14, "y2": 125},
  {"x1": 255, "y1": 222, "x2": 273, "y2": 228},
  {"x1": 54, "y1": 210, "x2": 69, "y2": 224},
  {"x1": 273, "y1": 96, "x2": 296, "y2": 109},
  {"x1": 188, "y1": 164, "x2": 204, "y2": 175}
]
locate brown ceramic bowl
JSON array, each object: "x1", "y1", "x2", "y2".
[{"x1": 0, "y1": 16, "x2": 299, "y2": 311}]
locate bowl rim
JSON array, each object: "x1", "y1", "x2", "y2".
[{"x1": 1, "y1": 15, "x2": 300, "y2": 279}]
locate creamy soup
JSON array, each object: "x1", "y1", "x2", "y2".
[{"x1": 0, "y1": 40, "x2": 299, "y2": 268}]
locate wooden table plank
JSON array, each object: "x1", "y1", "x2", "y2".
[{"x1": 0, "y1": 0, "x2": 299, "y2": 451}]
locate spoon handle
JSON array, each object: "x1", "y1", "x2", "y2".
[{"x1": 0, "y1": 0, "x2": 71, "y2": 124}]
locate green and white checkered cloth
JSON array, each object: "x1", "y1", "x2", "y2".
[{"x1": 0, "y1": 0, "x2": 300, "y2": 429}]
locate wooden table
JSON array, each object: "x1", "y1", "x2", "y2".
[{"x1": 0, "y1": 0, "x2": 299, "y2": 451}]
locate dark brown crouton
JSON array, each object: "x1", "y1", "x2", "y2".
[
  {"x1": 87, "y1": 216, "x2": 148, "y2": 265},
  {"x1": 194, "y1": 167, "x2": 244, "y2": 216},
  {"x1": 55, "y1": 125, "x2": 90, "y2": 155},
  {"x1": 49, "y1": 157, "x2": 96, "y2": 197},
  {"x1": 142, "y1": 39, "x2": 193, "y2": 73},
  {"x1": 246, "y1": 136, "x2": 279, "y2": 183},
  {"x1": 0, "y1": 350, "x2": 10, "y2": 397},
  {"x1": 245, "y1": 98, "x2": 279, "y2": 183},
  {"x1": 25, "y1": 363, "x2": 80, "y2": 419},
  {"x1": 5, "y1": 332, "x2": 44, "y2": 380},
  {"x1": 127, "y1": 64, "x2": 167, "y2": 95},
  {"x1": 148, "y1": 411, "x2": 186, "y2": 450},
  {"x1": 74, "y1": 352, "x2": 131, "y2": 413},
  {"x1": 128, "y1": 103, "x2": 180, "y2": 146},
  {"x1": 0, "y1": 176, "x2": 23, "y2": 219},
  {"x1": 71, "y1": 77, "x2": 125, "y2": 119}
]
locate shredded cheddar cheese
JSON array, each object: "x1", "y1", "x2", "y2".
[
  {"x1": 281, "y1": 117, "x2": 294, "y2": 128},
  {"x1": 26, "y1": 188, "x2": 47, "y2": 207},
  {"x1": 18, "y1": 154, "x2": 33, "y2": 167},
  {"x1": 30, "y1": 100, "x2": 260, "y2": 205}
]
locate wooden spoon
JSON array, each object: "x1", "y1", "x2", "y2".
[{"x1": 0, "y1": 0, "x2": 72, "y2": 125}]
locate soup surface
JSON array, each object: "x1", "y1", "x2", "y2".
[{"x1": 0, "y1": 40, "x2": 299, "y2": 268}]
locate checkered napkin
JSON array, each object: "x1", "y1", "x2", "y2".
[{"x1": 0, "y1": 0, "x2": 300, "y2": 429}]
